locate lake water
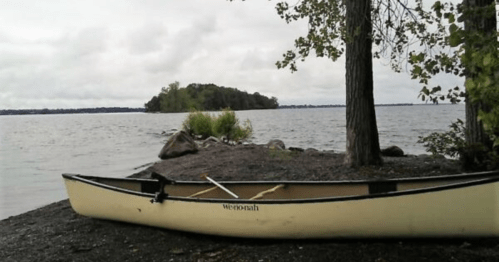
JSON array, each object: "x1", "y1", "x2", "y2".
[{"x1": 0, "y1": 104, "x2": 465, "y2": 220}]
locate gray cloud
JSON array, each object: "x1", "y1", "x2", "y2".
[
  {"x1": 144, "y1": 16, "x2": 218, "y2": 74},
  {"x1": 0, "y1": 0, "x2": 464, "y2": 109},
  {"x1": 127, "y1": 22, "x2": 168, "y2": 55}
]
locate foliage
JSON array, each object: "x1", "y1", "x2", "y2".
[
  {"x1": 145, "y1": 82, "x2": 279, "y2": 113},
  {"x1": 418, "y1": 119, "x2": 498, "y2": 170},
  {"x1": 213, "y1": 109, "x2": 253, "y2": 142},
  {"x1": 273, "y1": 0, "x2": 436, "y2": 73},
  {"x1": 231, "y1": 119, "x2": 253, "y2": 142},
  {"x1": 182, "y1": 109, "x2": 253, "y2": 143},
  {"x1": 406, "y1": 1, "x2": 499, "y2": 147},
  {"x1": 212, "y1": 109, "x2": 237, "y2": 136},
  {"x1": 182, "y1": 111, "x2": 214, "y2": 139},
  {"x1": 269, "y1": 148, "x2": 299, "y2": 160},
  {"x1": 144, "y1": 96, "x2": 161, "y2": 113},
  {"x1": 417, "y1": 119, "x2": 467, "y2": 158},
  {"x1": 159, "y1": 82, "x2": 191, "y2": 113},
  {"x1": 271, "y1": 0, "x2": 499, "y2": 145}
]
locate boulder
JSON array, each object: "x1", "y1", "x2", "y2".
[
  {"x1": 381, "y1": 146, "x2": 404, "y2": 157},
  {"x1": 161, "y1": 128, "x2": 177, "y2": 137},
  {"x1": 158, "y1": 131, "x2": 198, "y2": 159},
  {"x1": 266, "y1": 139, "x2": 285, "y2": 150}
]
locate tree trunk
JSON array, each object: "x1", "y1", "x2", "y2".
[
  {"x1": 465, "y1": 100, "x2": 491, "y2": 148},
  {"x1": 343, "y1": 0, "x2": 383, "y2": 167},
  {"x1": 462, "y1": 0, "x2": 496, "y2": 168}
]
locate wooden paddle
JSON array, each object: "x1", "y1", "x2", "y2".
[{"x1": 200, "y1": 173, "x2": 239, "y2": 199}]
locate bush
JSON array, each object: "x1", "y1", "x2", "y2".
[
  {"x1": 182, "y1": 111, "x2": 214, "y2": 139},
  {"x1": 212, "y1": 109, "x2": 253, "y2": 142},
  {"x1": 417, "y1": 119, "x2": 498, "y2": 171},
  {"x1": 232, "y1": 119, "x2": 253, "y2": 142},
  {"x1": 182, "y1": 109, "x2": 252, "y2": 143},
  {"x1": 213, "y1": 109, "x2": 238, "y2": 138},
  {"x1": 417, "y1": 119, "x2": 466, "y2": 158}
]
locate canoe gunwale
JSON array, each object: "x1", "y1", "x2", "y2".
[
  {"x1": 62, "y1": 171, "x2": 499, "y2": 204},
  {"x1": 63, "y1": 173, "x2": 157, "y2": 199}
]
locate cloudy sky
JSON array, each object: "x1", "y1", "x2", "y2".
[{"x1": 0, "y1": 0, "x2": 463, "y2": 109}]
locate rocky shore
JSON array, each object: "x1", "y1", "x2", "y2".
[{"x1": 2, "y1": 142, "x2": 499, "y2": 262}]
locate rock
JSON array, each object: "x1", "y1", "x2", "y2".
[
  {"x1": 202, "y1": 136, "x2": 221, "y2": 148},
  {"x1": 161, "y1": 131, "x2": 175, "y2": 136},
  {"x1": 381, "y1": 146, "x2": 404, "y2": 157},
  {"x1": 304, "y1": 148, "x2": 319, "y2": 155},
  {"x1": 161, "y1": 128, "x2": 177, "y2": 136},
  {"x1": 289, "y1": 147, "x2": 304, "y2": 152},
  {"x1": 158, "y1": 131, "x2": 198, "y2": 159},
  {"x1": 266, "y1": 139, "x2": 285, "y2": 150}
]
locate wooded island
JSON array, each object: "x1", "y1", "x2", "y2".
[{"x1": 144, "y1": 82, "x2": 279, "y2": 112}]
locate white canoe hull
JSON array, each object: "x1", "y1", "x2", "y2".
[{"x1": 63, "y1": 173, "x2": 499, "y2": 238}]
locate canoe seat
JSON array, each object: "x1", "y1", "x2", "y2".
[{"x1": 250, "y1": 184, "x2": 285, "y2": 200}]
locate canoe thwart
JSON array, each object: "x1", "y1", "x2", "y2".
[
  {"x1": 201, "y1": 173, "x2": 239, "y2": 199},
  {"x1": 250, "y1": 184, "x2": 285, "y2": 200},
  {"x1": 188, "y1": 186, "x2": 218, "y2": 198}
]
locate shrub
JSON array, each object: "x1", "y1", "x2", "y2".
[
  {"x1": 182, "y1": 111, "x2": 214, "y2": 139},
  {"x1": 182, "y1": 109, "x2": 252, "y2": 143},
  {"x1": 417, "y1": 119, "x2": 498, "y2": 170},
  {"x1": 212, "y1": 109, "x2": 253, "y2": 142},
  {"x1": 417, "y1": 119, "x2": 466, "y2": 159},
  {"x1": 232, "y1": 119, "x2": 253, "y2": 142},
  {"x1": 212, "y1": 109, "x2": 238, "y2": 138}
]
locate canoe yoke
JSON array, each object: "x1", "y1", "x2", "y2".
[{"x1": 150, "y1": 172, "x2": 175, "y2": 203}]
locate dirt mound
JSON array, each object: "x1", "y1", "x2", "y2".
[{"x1": 131, "y1": 143, "x2": 461, "y2": 181}]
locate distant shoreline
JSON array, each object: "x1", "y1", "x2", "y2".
[
  {"x1": 0, "y1": 107, "x2": 145, "y2": 116},
  {"x1": 278, "y1": 103, "x2": 414, "y2": 109},
  {"x1": 278, "y1": 103, "x2": 463, "y2": 109},
  {"x1": 1, "y1": 103, "x2": 458, "y2": 116}
]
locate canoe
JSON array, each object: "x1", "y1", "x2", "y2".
[{"x1": 62, "y1": 171, "x2": 499, "y2": 238}]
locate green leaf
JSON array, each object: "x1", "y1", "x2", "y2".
[
  {"x1": 465, "y1": 78, "x2": 476, "y2": 90},
  {"x1": 447, "y1": 13, "x2": 455, "y2": 23},
  {"x1": 449, "y1": 24, "x2": 458, "y2": 33},
  {"x1": 432, "y1": 1, "x2": 443, "y2": 18},
  {"x1": 413, "y1": 65, "x2": 422, "y2": 76},
  {"x1": 449, "y1": 32, "x2": 461, "y2": 47},
  {"x1": 483, "y1": 77, "x2": 492, "y2": 87},
  {"x1": 483, "y1": 53, "x2": 493, "y2": 66},
  {"x1": 422, "y1": 86, "x2": 430, "y2": 95},
  {"x1": 431, "y1": 86, "x2": 442, "y2": 93}
]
